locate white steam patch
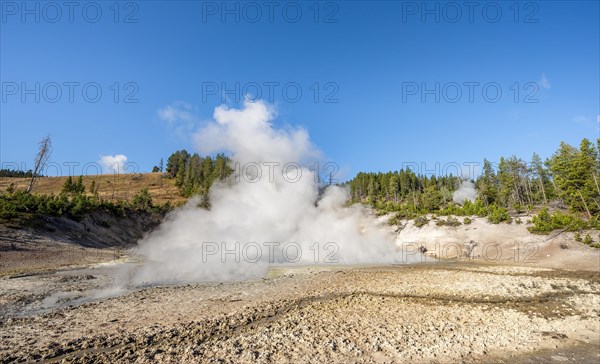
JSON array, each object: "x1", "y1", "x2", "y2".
[
  {"x1": 126, "y1": 101, "x2": 412, "y2": 285},
  {"x1": 453, "y1": 180, "x2": 477, "y2": 204}
]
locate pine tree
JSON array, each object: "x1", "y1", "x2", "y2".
[
  {"x1": 132, "y1": 188, "x2": 153, "y2": 211},
  {"x1": 530, "y1": 152, "x2": 548, "y2": 204},
  {"x1": 547, "y1": 139, "x2": 599, "y2": 216},
  {"x1": 476, "y1": 159, "x2": 498, "y2": 205},
  {"x1": 62, "y1": 176, "x2": 74, "y2": 195},
  {"x1": 75, "y1": 176, "x2": 85, "y2": 194},
  {"x1": 389, "y1": 174, "x2": 399, "y2": 203}
]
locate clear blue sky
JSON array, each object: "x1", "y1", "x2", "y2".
[{"x1": 1, "y1": 1, "x2": 599, "y2": 180}]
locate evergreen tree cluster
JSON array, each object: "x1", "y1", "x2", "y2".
[
  {"x1": 61, "y1": 176, "x2": 86, "y2": 195},
  {"x1": 346, "y1": 138, "x2": 600, "y2": 230},
  {"x1": 1, "y1": 176, "x2": 168, "y2": 222},
  {"x1": 0, "y1": 169, "x2": 34, "y2": 178},
  {"x1": 476, "y1": 138, "x2": 600, "y2": 216},
  {"x1": 347, "y1": 169, "x2": 461, "y2": 213},
  {"x1": 165, "y1": 150, "x2": 232, "y2": 197}
]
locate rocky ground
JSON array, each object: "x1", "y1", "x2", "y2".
[
  {"x1": 0, "y1": 215, "x2": 598, "y2": 363},
  {"x1": 0, "y1": 261, "x2": 598, "y2": 363}
]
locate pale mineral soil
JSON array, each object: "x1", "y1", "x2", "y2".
[
  {"x1": 0, "y1": 215, "x2": 598, "y2": 363},
  {"x1": 393, "y1": 215, "x2": 600, "y2": 272},
  {"x1": 0, "y1": 261, "x2": 599, "y2": 363}
]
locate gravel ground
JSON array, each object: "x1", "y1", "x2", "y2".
[{"x1": 0, "y1": 263, "x2": 598, "y2": 363}]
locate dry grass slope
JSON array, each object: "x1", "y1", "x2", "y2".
[{"x1": 0, "y1": 173, "x2": 187, "y2": 206}]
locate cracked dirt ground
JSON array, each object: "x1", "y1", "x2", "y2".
[{"x1": 0, "y1": 263, "x2": 599, "y2": 363}]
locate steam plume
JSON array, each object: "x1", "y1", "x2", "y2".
[
  {"x1": 452, "y1": 180, "x2": 477, "y2": 204},
  {"x1": 128, "y1": 101, "x2": 409, "y2": 285}
]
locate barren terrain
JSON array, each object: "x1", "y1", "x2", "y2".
[
  {"x1": 0, "y1": 256, "x2": 598, "y2": 362},
  {"x1": 0, "y1": 215, "x2": 598, "y2": 363}
]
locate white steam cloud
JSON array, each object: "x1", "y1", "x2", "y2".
[
  {"x1": 127, "y1": 101, "x2": 411, "y2": 285},
  {"x1": 453, "y1": 180, "x2": 477, "y2": 204}
]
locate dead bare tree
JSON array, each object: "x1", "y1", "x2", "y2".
[{"x1": 27, "y1": 135, "x2": 52, "y2": 193}]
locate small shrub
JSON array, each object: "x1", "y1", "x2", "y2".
[
  {"x1": 375, "y1": 210, "x2": 387, "y2": 217},
  {"x1": 0, "y1": 200, "x2": 18, "y2": 219},
  {"x1": 435, "y1": 216, "x2": 462, "y2": 227},
  {"x1": 515, "y1": 217, "x2": 522, "y2": 224},
  {"x1": 528, "y1": 207, "x2": 593, "y2": 234},
  {"x1": 574, "y1": 232, "x2": 582, "y2": 242},
  {"x1": 414, "y1": 216, "x2": 429, "y2": 228},
  {"x1": 463, "y1": 217, "x2": 472, "y2": 225},
  {"x1": 387, "y1": 212, "x2": 402, "y2": 225},
  {"x1": 387, "y1": 208, "x2": 422, "y2": 225},
  {"x1": 487, "y1": 205, "x2": 510, "y2": 224},
  {"x1": 132, "y1": 188, "x2": 153, "y2": 211},
  {"x1": 446, "y1": 216, "x2": 461, "y2": 227},
  {"x1": 513, "y1": 204, "x2": 525, "y2": 214},
  {"x1": 583, "y1": 234, "x2": 593, "y2": 245}
]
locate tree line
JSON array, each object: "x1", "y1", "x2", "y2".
[
  {"x1": 162, "y1": 139, "x2": 599, "y2": 220},
  {"x1": 476, "y1": 138, "x2": 599, "y2": 217},
  {"x1": 0, "y1": 169, "x2": 34, "y2": 178},
  {"x1": 347, "y1": 170, "x2": 461, "y2": 212},
  {"x1": 347, "y1": 138, "x2": 600, "y2": 221},
  {"x1": 3, "y1": 138, "x2": 597, "y2": 233}
]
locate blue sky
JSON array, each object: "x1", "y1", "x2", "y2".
[{"x1": 1, "y1": 1, "x2": 599, "y2": 180}]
